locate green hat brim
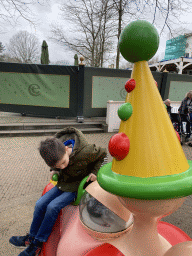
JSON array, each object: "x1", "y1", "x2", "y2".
[{"x1": 97, "y1": 160, "x2": 192, "y2": 200}]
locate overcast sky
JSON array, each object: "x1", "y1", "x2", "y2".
[
  {"x1": 1, "y1": 0, "x2": 75, "y2": 65},
  {"x1": 1, "y1": 0, "x2": 192, "y2": 67}
]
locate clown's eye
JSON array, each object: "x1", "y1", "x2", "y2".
[{"x1": 79, "y1": 192, "x2": 130, "y2": 233}]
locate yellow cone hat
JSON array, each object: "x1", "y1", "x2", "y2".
[
  {"x1": 113, "y1": 60, "x2": 189, "y2": 177},
  {"x1": 97, "y1": 20, "x2": 192, "y2": 200}
]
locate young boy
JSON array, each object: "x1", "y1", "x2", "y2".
[{"x1": 9, "y1": 127, "x2": 107, "y2": 256}]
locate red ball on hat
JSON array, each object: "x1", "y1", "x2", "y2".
[
  {"x1": 125, "y1": 79, "x2": 136, "y2": 93},
  {"x1": 108, "y1": 133, "x2": 130, "y2": 161}
]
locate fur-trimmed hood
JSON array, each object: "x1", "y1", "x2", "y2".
[
  {"x1": 52, "y1": 127, "x2": 107, "y2": 192},
  {"x1": 54, "y1": 127, "x2": 88, "y2": 157}
]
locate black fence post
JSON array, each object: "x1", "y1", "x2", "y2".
[
  {"x1": 77, "y1": 63, "x2": 85, "y2": 123},
  {"x1": 160, "y1": 72, "x2": 169, "y2": 100}
]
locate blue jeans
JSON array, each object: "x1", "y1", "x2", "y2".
[{"x1": 29, "y1": 186, "x2": 77, "y2": 242}]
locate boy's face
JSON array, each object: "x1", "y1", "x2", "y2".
[{"x1": 54, "y1": 147, "x2": 72, "y2": 169}]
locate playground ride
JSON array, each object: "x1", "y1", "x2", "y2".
[
  {"x1": 94, "y1": 20, "x2": 192, "y2": 255},
  {"x1": 40, "y1": 176, "x2": 134, "y2": 256},
  {"x1": 40, "y1": 20, "x2": 192, "y2": 256},
  {"x1": 41, "y1": 170, "x2": 191, "y2": 256},
  {"x1": 57, "y1": 180, "x2": 134, "y2": 256}
]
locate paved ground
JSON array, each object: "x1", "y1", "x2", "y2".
[
  {"x1": 0, "y1": 128, "x2": 116, "y2": 256},
  {"x1": 0, "y1": 112, "x2": 192, "y2": 256},
  {"x1": 0, "y1": 111, "x2": 65, "y2": 124}
]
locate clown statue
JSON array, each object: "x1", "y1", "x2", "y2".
[
  {"x1": 86, "y1": 20, "x2": 192, "y2": 255},
  {"x1": 41, "y1": 20, "x2": 192, "y2": 256}
]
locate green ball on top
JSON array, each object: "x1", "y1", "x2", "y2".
[{"x1": 119, "y1": 20, "x2": 159, "y2": 63}]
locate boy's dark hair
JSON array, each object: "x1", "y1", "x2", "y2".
[{"x1": 38, "y1": 137, "x2": 66, "y2": 168}]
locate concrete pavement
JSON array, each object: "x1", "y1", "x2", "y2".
[
  {"x1": 0, "y1": 112, "x2": 192, "y2": 256},
  {"x1": 0, "y1": 118, "x2": 115, "y2": 256}
]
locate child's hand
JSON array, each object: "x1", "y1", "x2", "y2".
[
  {"x1": 50, "y1": 170, "x2": 60, "y2": 180},
  {"x1": 86, "y1": 173, "x2": 97, "y2": 182}
]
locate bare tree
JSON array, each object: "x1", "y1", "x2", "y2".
[
  {"x1": 166, "y1": 26, "x2": 192, "y2": 40},
  {"x1": 111, "y1": 0, "x2": 138, "y2": 69},
  {"x1": 148, "y1": 55, "x2": 162, "y2": 65},
  {"x1": 0, "y1": 0, "x2": 50, "y2": 33},
  {"x1": 50, "y1": 60, "x2": 73, "y2": 66},
  {"x1": 111, "y1": 0, "x2": 192, "y2": 68},
  {"x1": 50, "y1": 0, "x2": 116, "y2": 67},
  {"x1": 150, "y1": 0, "x2": 192, "y2": 37},
  {"x1": 50, "y1": 0, "x2": 192, "y2": 68},
  {"x1": 120, "y1": 61, "x2": 133, "y2": 69},
  {"x1": 6, "y1": 31, "x2": 40, "y2": 63},
  {"x1": 0, "y1": 54, "x2": 23, "y2": 63}
]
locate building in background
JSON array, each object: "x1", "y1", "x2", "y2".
[
  {"x1": 149, "y1": 33, "x2": 192, "y2": 75},
  {"x1": 164, "y1": 34, "x2": 192, "y2": 60}
]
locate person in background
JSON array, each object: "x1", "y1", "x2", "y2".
[
  {"x1": 178, "y1": 91, "x2": 192, "y2": 141},
  {"x1": 164, "y1": 99, "x2": 172, "y2": 117}
]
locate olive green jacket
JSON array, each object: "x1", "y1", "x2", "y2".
[{"x1": 51, "y1": 127, "x2": 107, "y2": 192}]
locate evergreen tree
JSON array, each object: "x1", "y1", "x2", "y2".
[
  {"x1": 0, "y1": 42, "x2": 5, "y2": 61},
  {"x1": 0, "y1": 42, "x2": 5, "y2": 53},
  {"x1": 41, "y1": 40, "x2": 50, "y2": 64}
]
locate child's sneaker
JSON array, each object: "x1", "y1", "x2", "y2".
[
  {"x1": 18, "y1": 241, "x2": 43, "y2": 256},
  {"x1": 9, "y1": 234, "x2": 34, "y2": 248}
]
